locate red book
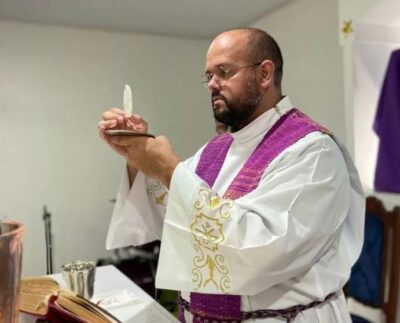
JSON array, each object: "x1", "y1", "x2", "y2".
[{"x1": 19, "y1": 277, "x2": 120, "y2": 323}]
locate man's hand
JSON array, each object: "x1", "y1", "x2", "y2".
[
  {"x1": 108, "y1": 135, "x2": 180, "y2": 188},
  {"x1": 98, "y1": 108, "x2": 148, "y2": 159}
]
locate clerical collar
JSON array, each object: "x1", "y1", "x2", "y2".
[{"x1": 230, "y1": 96, "x2": 294, "y2": 144}]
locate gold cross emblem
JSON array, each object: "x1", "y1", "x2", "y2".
[{"x1": 342, "y1": 20, "x2": 353, "y2": 37}]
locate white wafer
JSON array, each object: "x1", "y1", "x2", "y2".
[{"x1": 123, "y1": 84, "x2": 132, "y2": 116}]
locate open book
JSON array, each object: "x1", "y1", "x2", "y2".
[{"x1": 19, "y1": 277, "x2": 121, "y2": 323}]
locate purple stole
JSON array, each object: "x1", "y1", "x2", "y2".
[{"x1": 178, "y1": 108, "x2": 330, "y2": 323}]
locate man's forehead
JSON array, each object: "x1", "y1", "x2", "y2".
[
  {"x1": 209, "y1": 31, "x2": 249, "y2": 53},
  {"x1": 206, "y1": 31, "x2": 250, "y2": 67}
]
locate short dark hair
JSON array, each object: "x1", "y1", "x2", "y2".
[{"x1": 241, "y1": 28, "x2": 283, "y2": 87}]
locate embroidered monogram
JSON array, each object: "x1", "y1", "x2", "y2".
[{"x1": 190, "y1": 188, "x2": 233, "y2": 292}]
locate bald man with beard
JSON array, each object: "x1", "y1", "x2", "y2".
[{"x1": 99, "y1": 28, "x2": 364, "y2": 322}]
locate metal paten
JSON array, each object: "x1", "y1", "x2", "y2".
[{"x1": 0, "y1": 221, "x2": 24, "y2": 323}]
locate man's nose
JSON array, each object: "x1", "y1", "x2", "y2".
[{"x1": 207, "y1": 76, "x2": 222, "y2": 92}]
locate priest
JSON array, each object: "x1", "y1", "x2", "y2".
[{"x1": 98, "y1": 28, "x2": 364, "y2": 322}]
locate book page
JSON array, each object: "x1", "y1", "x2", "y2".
[
  {"x1": 57, "y1": 290, "x2": 120, "y2": 323},
  {"x1": 19, "y1": 277, "x2": 60, "y2": 315}
]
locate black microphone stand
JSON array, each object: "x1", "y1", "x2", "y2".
[{"x1": 42, "y1": 205, "x2": 53, "y2": 275}]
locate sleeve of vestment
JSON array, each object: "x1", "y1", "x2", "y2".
[
  {"x1": 105, "y1": 167, "x2": 167, "y2": 249},
  {"x1": 105, "y1": 147, "x2": 204, "y2": 250}
]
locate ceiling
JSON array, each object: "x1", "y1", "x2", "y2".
[{"x1": 0, "y1": 0, "x2": 289, "y2": 38}]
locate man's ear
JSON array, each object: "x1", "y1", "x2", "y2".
[{"x1": 259, "y1": 60, "x2": 275, "y2": 89}]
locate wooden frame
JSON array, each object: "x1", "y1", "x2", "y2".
[{"x1": 365, "y1": 196, "x2": 400, "y2": 323}]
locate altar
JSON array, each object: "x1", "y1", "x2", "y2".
[{"x1": 19, "y1": 265, "x2": 178, "y2": 323}]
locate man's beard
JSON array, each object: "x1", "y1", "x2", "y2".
[{"x1": 211, "y1": 80, "x2": 262, "y2": 131}]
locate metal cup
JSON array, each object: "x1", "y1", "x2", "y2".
[
  {"x1": 0, "y1": 221, "x2": 24, "y2": 323},
  {"x1": 62, "y1": 260, "x2": 96, "y2": 299}
]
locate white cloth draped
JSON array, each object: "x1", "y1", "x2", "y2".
[{"x1": 106, "y1": 97, "x2": 365, "y2": 322}]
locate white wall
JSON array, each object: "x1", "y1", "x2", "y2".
[
  {"x1": 0, "y1": 21, "x2": 212, "y2": 276},
  {"x1": 252, "y1": 0, "x2": 345, "y2": 140},
  {"x1": 342, "y1": 3, "x2": 400, "y2": 318},
  {"x1": 351, "y1": 1, "x2": 400, "y2": 214},
  {"x1": 338, "y1": 0, "x2": 400, "y2": 213}
]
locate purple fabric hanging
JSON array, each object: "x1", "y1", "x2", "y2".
[{"x1": 373, "y1": 49, "x2": 400, "y2": 193}]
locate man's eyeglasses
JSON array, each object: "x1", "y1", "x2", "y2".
[{"x1": 201, "y1": 62, "x2": 262, "y2": 88}]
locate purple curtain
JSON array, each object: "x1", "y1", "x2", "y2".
[{"x1": 373, "y1": 49, "x2": 400, "y2": 193}]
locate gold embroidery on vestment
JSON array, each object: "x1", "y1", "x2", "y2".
[
  {"x1": 190, "y1": 188, "x2": 233, "y2": 292},
  {"x1": 147, "y1": 180, "x2": 168, "y2": 206}
]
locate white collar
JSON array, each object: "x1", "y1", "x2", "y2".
[{"x1": 230, "y1": 96, "x2": 294, "y2": 144}]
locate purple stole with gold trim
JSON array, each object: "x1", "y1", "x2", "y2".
[{"x1": 179, "y1": 108, "x2": 329, "y2": 323}]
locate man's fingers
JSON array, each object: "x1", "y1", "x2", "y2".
[
  {"x1": 131, "y1": 114, "x2": 147, "y2": 125},
  {"x1": 98, "y1": 119, "x2": 118, "y2": 129},
  {"x1": 131, "y1": 114, "x2": 142, "y2": 120},
  {"x1": 99, "y1": 108, "x2": 149, "y2": 138},
  {"x1": 110, "y1": 107, "x2": 128, "y2": 115},
  {"x1": 102, "y1": 109, "x2": 127, "y2": 121},
  {"x1": 128, "y1": 114, "x2": 148, "y2": 132}
]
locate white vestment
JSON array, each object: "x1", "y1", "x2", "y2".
[{"x1": 106, "y1": 97, "x2": 365, "y2": 322}]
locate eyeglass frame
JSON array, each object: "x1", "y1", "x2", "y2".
[{"x1": 201, "y1": 61, "x2": 263, "y2": 87}]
